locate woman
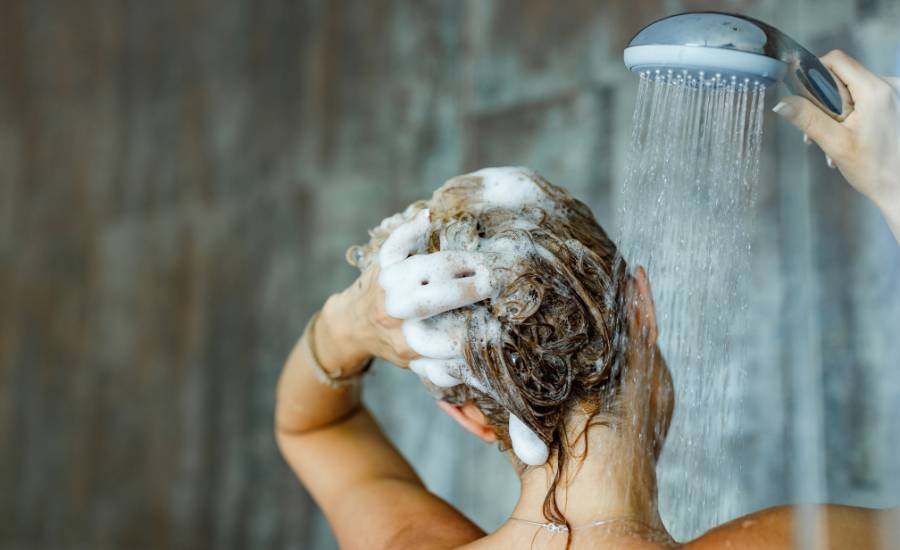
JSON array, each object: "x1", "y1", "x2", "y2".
[{"x1": 275, "y1": 51, "x2": 899, "y2": 549}]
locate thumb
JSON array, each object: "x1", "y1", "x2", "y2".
[{"x1": 773, "y1": 95, "x2": 848, "y2": 159}]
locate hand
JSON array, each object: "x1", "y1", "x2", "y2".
[
  {"x1": 315, "y1": 265, "x2": 419, "y2": 373},
  {"x1": 315, "y1": 207, "x2": 498, "y2": 373},
  {"x1": 772, "y1": 50, "x2": 900, "y2": 240}
]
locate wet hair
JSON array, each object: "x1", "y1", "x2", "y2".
[{"x1": 350, "y1": 170, "x2": 630, "y2": 543}]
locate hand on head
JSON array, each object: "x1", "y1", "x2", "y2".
[
  {"x1": 318, "y1": 207, "x2": 492, "y2": 372},
  {"x1": 333, "y1": 200, "x2": 555, "y2": 465},
  {"x1": 773, "y1": 49, "x2": 900, "y2": 241},
  {"x1": 376, "y1": 208, "x2": 498, "y2": 390},
  {"x1": 320, "y1": 206, "x2": 499, "y2": 386}
]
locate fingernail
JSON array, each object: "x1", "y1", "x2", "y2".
[
  {"x1": 826, "y1": 156, "x2": 836, "y2": 169},
  {"x1": 772, "y1": 101, "x2": 796, "y2": 118},
  {"x1": 803, "y1": 133, "x2": 811, "y2": 145}
]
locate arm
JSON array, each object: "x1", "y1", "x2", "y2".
[
  {"x1": 773, "y1": 50, "x2": 900, "y2": 243},
  {"x1": 275, "y1": 267, "x2": 485, "y2": 550},
  {"x1": 761, "y1": 50, "x2": 899, "y2": 548}
]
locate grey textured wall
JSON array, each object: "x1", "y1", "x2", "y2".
[{"x1": 2, "y1": 1, "x2": 899, "y2": 549}]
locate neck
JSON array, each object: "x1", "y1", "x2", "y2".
[{"x1": 508, "y1": 417, "x2": 665, "y2": 533}]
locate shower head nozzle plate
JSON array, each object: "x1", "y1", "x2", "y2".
[{"x1": 624, "y1": 44, "x2": 786, "y2": 84}]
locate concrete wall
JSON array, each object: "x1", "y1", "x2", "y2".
[{"x1": 2, "y1": 0, "x2": 899, "y2": 548}]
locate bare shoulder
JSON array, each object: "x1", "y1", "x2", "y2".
[
  {"x1": 682, "y1": 506, "x2": 793, "y2": 550},
  {"x1": 684, "y1": 504, "x2": 886, "y2": 550},
  {"x1": 453, "y1": 505, "x2": 889, "y2": 550}
]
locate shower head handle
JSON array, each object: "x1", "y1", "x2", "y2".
[
  {"x1": 736, "y1": 13, "x2": 854, "y2": 121},
  {"x1": 779, "y1": 51, "x2": 854, "y2": 122},
  {"x1": 625, "y1": 12, "x2": 854, "y2": 121}
]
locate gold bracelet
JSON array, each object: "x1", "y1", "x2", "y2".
[{"x1": 303, "y1": 311, "x2": 373, "y2": 388}]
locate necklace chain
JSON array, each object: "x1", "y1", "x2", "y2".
[{"x1": 509, "y1": 516, "x2": 662, "y2": 535}]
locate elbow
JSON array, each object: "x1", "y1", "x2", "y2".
[
  {"x1": 273, "y1": 403, "x2": 306, "y2": 442},
  {"x1": 274, "y1": 421, "x2": 292, "y2": 456},
  {"x1": 274, "y1": 414, "x2": 307, "y2": 463},
  {"x1": 273, "y1": 402, "x2": 362, "y2": 442}
]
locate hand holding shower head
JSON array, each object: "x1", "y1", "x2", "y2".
[{"x1": 623, "y1": 12, "x2": 854, "y2": 121}]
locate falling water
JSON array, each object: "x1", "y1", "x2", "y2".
[{"x1": 616, "y1": 70, "x2": 766, "y2": 541}]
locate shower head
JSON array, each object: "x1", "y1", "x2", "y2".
[{"x1": 623, "y1": 12, "x2": 853, "y2": 121}]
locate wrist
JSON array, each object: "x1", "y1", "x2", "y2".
[
  {"x1": 872, "y1": 185, "x2": 899, "y2": 214},
  {"x1": 315, "y1": 295, "x2": 372, "y2": 375},
  {"x1": 866, "y1": 185, "x2": 900, "y2": 241},
  {"x1": 877, "y1": 197, "x2": 900, "y2": 242}
]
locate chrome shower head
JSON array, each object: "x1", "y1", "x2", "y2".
[{"x1": 623, "y1": 12, "x2": 853, "y2": 121}]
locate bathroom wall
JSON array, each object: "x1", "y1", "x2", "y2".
[{"x1": 1, "y1": 0, "x2": 899, "y2": 548}]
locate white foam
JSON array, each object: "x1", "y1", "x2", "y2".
[
  {"x1": 478, "y1": 234, "x2": 535, "y2": 259},
  {"x1": 408, "y1": 357, "x2": 431, "y2": 379},
  {"x1": 464, "y1": 307, "x2": 502, "y2": 347},
  {"x1": 379, "y1": 250, "x2": 496, "y2": 319},
  {"x1": 376, "y1": 212, "x2": 405, "y2": 233},
  {"x1": 508, "y1": 413, "x2": 549, "y2": 465},
  {"x1": 472, "y1": 167, "x2": 551, "y2": 210},
  {"x1": 379, "y1": 208, "x2": 431, "y2": 267},
  {"x1": 408, "y1": 357, "x2": 465, "y2": 388},
  {"x1": 402, "y1": 312, "x2": 466, "y2": 359}
]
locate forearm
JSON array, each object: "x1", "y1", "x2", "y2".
[
  {"x1": 275, "y1": 296, "x2": 372, "y2": 435},
  {"x1": 274, "y1": 337, "x2": 360, "y2": 436}
]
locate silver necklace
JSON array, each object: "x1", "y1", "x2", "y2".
[{"x1": 509, "y1": 516, "x2": 663, "y2": 536}]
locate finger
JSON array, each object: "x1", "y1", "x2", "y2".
[
  {"x1": 820, "y1": 49, "x2": 883, "y2": 101},
  {"x1": 385, "y1": 277, "x2": 495, "y2": 319},
  {"x1": 378, "y1": 208, "x2": 431, "y2": 267},
  {"x1": 773, "y1": 96, "x2": 849, "y2": 158},
  {"x1": 402, "y1": 312, "x2": 467, "y2": 359},
  {"x1": 379, "y1": 250, "x2": 491, "y2": 290},
  {"x1": 409, "y1": 356, "x2": 493, "y2": 394},
  {"x1": 409, "y1": 357, "x2": 465, "y2": 387},
  {"x1": 408, "y1": 357, "x2": 432, "y2": 378},
  {"x1": 379, "y1": 251, "x2": 497, "y2": 319},
  {"x1": 358, "y1": 264, "x2": 380, "y2": 293},
  {"x1": 389, "y1": 330, "x2": 420, "y2": 362}
]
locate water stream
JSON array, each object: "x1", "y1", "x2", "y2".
[{"x1": 616, "y1": 70, "x2": 766, "y2": 541}]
